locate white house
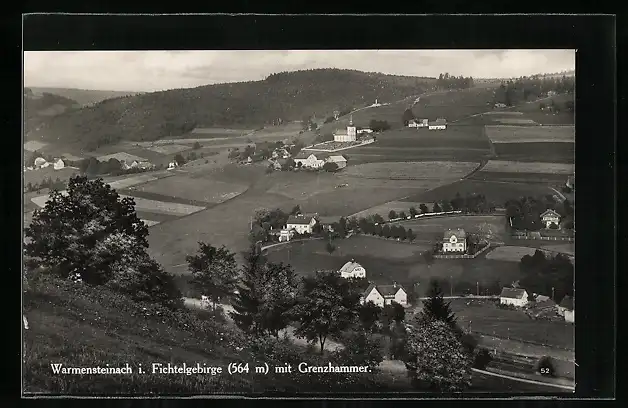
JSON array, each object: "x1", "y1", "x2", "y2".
[
  {"x1": 326, "y1": 155, "x2": 347, "y2": 169},
  {"x1": 294, "y1": 153, "x2": 325, "y2": 169},
  {"x1": 33, "y1": 157, "x2": 47, "y2": 168},
  {"x1": 564, "y1": 309, "x2": 574, "y2": 323},
  {"x1": 338, "y1": 260, "x2": 366, "y2": 279},
  {"x1": 333, "y1": 115, "x2": 357, "y2": 142},
  {"x1": 499, "y1": 287, "x2": 529, "y2": 307},
  {"x1": 53, "y1": 159, "x2": 65, "y2": 170},
  {"x1": 357, "y1": 128, "x2": 373, "y2": 134},
  {"x1": 540, "y1": 209, "x2": 561, "y2": 229},
  {"x1": 442, "y1": 229, "x2": 467, "y2": 253},
  {"x1": 408, "y1": 119, "x2": 419, "y2": 128},
  {"x1": 167, "y1": 161, "x2": 179, "y2": 170},
  {"x1": 494, "y1": 103, "x2": 507, "y2": 108},
  {"x1": 286, "y1": 215, "x2": 317, "y2": 235},
  {"x1": 362, "y1": 283, "x2": 408, "y2": 308},
  {"x1": 278, "y1": 228, "x2": 294, "y2": 242},
  {"x1": 556, "y1": 295, "x2": 574, "y2": 321},
  {"x1": 428, "y1": 118, "x2": 447, "y2": 130},
  {"x1": 418, "y1": 119, "x2": 429, "y2": 127}
]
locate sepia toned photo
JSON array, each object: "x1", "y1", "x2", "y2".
[{"x1": 22, "y1": 49, "x2": 576, "y2": 396}]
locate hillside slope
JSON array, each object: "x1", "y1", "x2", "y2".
[
  {"x1": 23, "y1": 89, "x2": 80, "y2": 134},
  {"x1": 27, "y1": 87, "x2": 142, "y2": 107},
  {"x1": 27, "y1": 69, "x2": 435, "y2": 151}
]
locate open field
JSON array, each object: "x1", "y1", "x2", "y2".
[
  {"x1": 96, "y1": 152, "x2": 147, "y2": 163},
  {"x1": 537, "y1": 243, "x2": 575, "y2": 256},
  {"x1": 492, "y1": 142, "x2": 574, "y2": 164},
  {"x1": 342, "y1": 161, "x2": 480, "y2": 180},
  {"x1": 448, "y1": 299, "x2": 575, "y2": 351},
  {"x1": 399, "y1": 179, "x2": 554, "y2": 207},
  {"x1": 471, "y1": 171, "x2": 574, "y2": 184},
  {"x1": 121, "y1": 196, "x2": 206, "y2": 216},
  {"x1": 411, "y1": 88, "x2": 496, "y2": 122},
  {"x1": 485, "y1": 125, "x2": 574, "y2": 144},
  {"x1": 107, "y1": 174, "x2": 160, "y2": 189},
  {"x1": 266, "y1": 237, "x2": 522, "y2": 292},
  {"x1": 191, "y1": 127, "x2": 254, "y2": 136},
  {"x1": 131, "y1": 175, "x2": 249, "y2": 205},
  {"x1": 145, "y1": 144, "x2": 190, "y2": 155},
  {"x1": 393, "y1": 215, "x2": 508, "y2": 242},
  {"x1": 24, "y1": 167, "x2": 80, "y2": 186},
  {"x1": 483, "y1": 111, "x2": 524, "y2": 116},
  {"x1": 24, "y1": 140, "x2": 49, "y2": 152},
  {"x1": 491, "y1": 118, "x2": 538, "y2": 125},
  {"x1": 485, "y1": 246, "x2": 538, "y2": 262},
  {"x1": 341, "y1": 125, "x2": 492, "y2": 165},
  {"x1": 481, "y1": 160, "x2": 574, "y2": 174}
]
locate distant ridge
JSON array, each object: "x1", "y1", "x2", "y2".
[
  {"x1": 26, "y1": 87, "x2": 143, "y2": 107},
  {"x1": 28, "y1": 68, "x2": 437, "y2": 151}
]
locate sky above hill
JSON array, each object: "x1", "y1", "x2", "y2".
[{"x1": 24, "y1": 50, "x2": 575, "y2": 92}]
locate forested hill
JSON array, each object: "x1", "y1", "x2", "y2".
[
  {"x1": 27, "y1": 69, "x2": 435, "y2": 151},
  {"x1": 23, "y1": 89, "x2": 81, "y2": 134},
  {"x1": 27, "y1": 87, "x2": 142, "y2": 107}
]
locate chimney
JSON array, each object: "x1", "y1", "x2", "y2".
[
  {"x1": 393, "y1": 282, "x2": 397, "y2": 288},
  {"x1": 351, "y1": 258, "x2": 355, "y2": 263}
]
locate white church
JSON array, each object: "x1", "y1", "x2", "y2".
[{"x1": 333, "y1": 115, "x2": 357, "y2": 143}]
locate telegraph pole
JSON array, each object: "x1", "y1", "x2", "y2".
[
  {"x1": 476, "y1": 281, "x2": 479, "y2": 296},
  {"x1": 552, "y1": 287, "x2": 555, "y2": 302}
]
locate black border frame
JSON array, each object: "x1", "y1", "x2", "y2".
[{"x1": 10, "y1": 13, "x2": 616, "y2": 402}]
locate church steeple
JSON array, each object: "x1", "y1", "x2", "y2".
[{"x1": 349, "y1": 114, "x2": 353, "y2": 126}]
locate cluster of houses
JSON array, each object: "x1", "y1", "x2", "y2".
[
  {"x1": 122, "y1": 159, "x2": 154, "y2": 171},
  {"x1": 292, "y1": 152, "x2": 347, "y2": 170},
  {"x1": 332, "y1": 115, "x2": 375, "y2": 142},
  {"x1": 25, "y1": 157, "x2": 66, "y2": 172},
  {"x1": 408, "y1": 118, "x2": 447, "y2": 130},
  {"x1": 499, "y1": 287, "x2": 574, "y2": 323},
  {"x1": 337, "y1": 258, "x2": 409, "y2": 308}
]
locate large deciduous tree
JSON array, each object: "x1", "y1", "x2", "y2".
[
  {"x1": 290, "y1": 270, "x2": 361, "y2": 353},
  {"x1": 405, "y1": 318, "x2": 472, "y2": 392},
  {"x1": 186, "y1": 242, "x2": 238, "y2": 315}
]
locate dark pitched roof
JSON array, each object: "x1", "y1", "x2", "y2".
[
  {"x1": 364, "y1": 284, "x2": 406, "y2": 298},
  {"x1": 500, "y1": 287, "x2": 527, "y2": 299},
  {"x1": 559, "y1": 295, "x2": 573, "y2": 310},
  {"x1": 443, "y1": 228, "x2": 466, "y2": 240},
  {"x1": 286, "y1": 215, "x2": 314, "y2": 225}
]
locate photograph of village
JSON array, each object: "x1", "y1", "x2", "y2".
[{"x1": 22, "y1": 50, "x2": 575, "y2": 396}]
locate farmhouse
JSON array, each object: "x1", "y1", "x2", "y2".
[
  {"x1": 286, "y1": 215, "x2": 317, "y2": 235},
  {"x1": 326, "y1": 155, "x2": 347, "y2": 169},
  {"x1": 34, "y1": 157, "x2": 47, "y2": 168},
  {"x1": 494, "y1": 103, "x2": 507, "y2": 108},
  {"x1": 338, "y1": 260, "x2": 366, "y2": 279},
  {"x1": 167, "y1": 161, "x2": 179, "y2": 170},
  {"x1": 357, "y1": 128, "x2": 373, "y2": 134},
  {"x1": 499, "y1": 287, "x2": 529, "y2": 308},
  {"x1": 566, "y1": 175, "x2": 575, "y2": 190},
  {"x1": 362, "y1": 283, "x2": 408, "y2": 308},
  {"x1": 442, "y1": 229, "x2": 467, "y2": 253},
  {"x1": 408, "y1": 119, "x2": 428, "y2": 128},
  {"x1": 540, "y1": 209, "x2": 562, "y2": 229},
  {"x1": 428, "y1": 118, "x2": 447, "y2": 130},
  {"x1": 333, "y1": 115, "x2": 357, "y2": 142},
  {"x1": 53, "y1": 159, "x2": 65, "y2": 170},
  {"x1": 556, "y1": 296, "x2": 574, "y2": 323},
  {"x1": 294, "y1": 152, "x2": 325, "y2": 169}
]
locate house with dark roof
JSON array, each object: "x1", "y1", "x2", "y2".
[
  {"x1": 285, "y1": 215, "x2": 317, "y2": 235},
  {"x1": 362, "y1": 283, "x2": 408, "y2": 308},
  {"x1": 499, "y1": 287, "x2": 529, "y2": 307},
  {"x1": 557, "y1": 295, "x2": 574, "y2": 323},
  {"x1": 442, "y1": 228, "x2": 467, "y2": 253},
  {"x1": 540, "y1": 209, "x2": 562, "y2": 229}
]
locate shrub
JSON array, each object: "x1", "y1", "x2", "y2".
[
  {"x1": 472, "y1": 348, "x2": 493, "y2": 369},
  {"x1": 536, "y1": 356, "x2": 556, "y2": 377}
]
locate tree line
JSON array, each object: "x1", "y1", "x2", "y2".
[
  {"x1": 519, "y1": 250, "x2": 574, "y2": 303},
  {"x1": 24, "y1": 176, "x2": 65, "y2": 193},
  {"x1": 436, "y1": 73, "x2": 475, "y2": 90},
  {"x1": 506, "y1": 195, "x2": 574, "y2": 231},
  {"x1": 494, "y1": 75, "x2": 575, "y2": 107}
]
